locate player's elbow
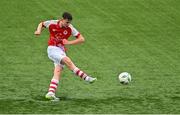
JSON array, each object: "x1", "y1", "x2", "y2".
[
  {"x1": 81, "y1": 37, "x2": 85, "y2": 43},
  {"x1": 77, "y1": 34, "x2": 85, "y2": 43},
  {"x1": 39, "y1": 22, "x2": 44, "y2": 28}
]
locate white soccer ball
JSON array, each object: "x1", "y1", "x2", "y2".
[{"x1": 118, "y1": 72, "x2": 131, "y2": 84}]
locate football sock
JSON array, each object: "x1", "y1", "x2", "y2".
[
  {"x1": 73, "y1": 67, "x2": 90, "y2": 81},
  {"x1": 48, "y1": 78, "x2": 59, "y2": 94}
]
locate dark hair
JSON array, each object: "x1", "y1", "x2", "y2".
[{"x1": 62, "y1": 12, "x2": 73, "y2": 21}]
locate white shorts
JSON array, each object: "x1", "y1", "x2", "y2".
[{"x1": 47, "y1": 46, "x2": 66, "y2": 67}]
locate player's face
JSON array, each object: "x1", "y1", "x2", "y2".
[{"x1": 62, "y1": 19, "x2": 71, "y2": 27}]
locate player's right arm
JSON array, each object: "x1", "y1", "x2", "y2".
[
  {"x1": 34, "y1": 22, "x2": 44, "y2": 36},
  {"x1": 34, "y1": 20, "x2": 58, "y2": 36}
]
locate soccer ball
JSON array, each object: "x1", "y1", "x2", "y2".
[{"x1": 118, "y1": 72, "x2": 131, "y2": 84}]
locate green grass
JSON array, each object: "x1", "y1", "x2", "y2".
[{"x1": 0, "y1": 0, "x2": 180, "y2": 113}]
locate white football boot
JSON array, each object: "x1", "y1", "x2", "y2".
[
  {"x1": 86, "y1": 76, "x2": 97, "y2": 83},
  {"x1": 45, "y1": 92, "x2": 59, "y2": 101}
]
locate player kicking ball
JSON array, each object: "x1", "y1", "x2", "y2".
[{"x1": 34, "y1": 12, "x2": 97, "y2": 101}]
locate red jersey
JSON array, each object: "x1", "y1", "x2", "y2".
[{"x1": 43, "y1": 20, "x2": 80, "y2": 50}]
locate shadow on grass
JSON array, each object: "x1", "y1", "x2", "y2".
[
  {"x1": 32, "y1": 94, "x2": 143, "y2": 104},
  {"x1": 0, "y1": 95, "x2": 177, "y2": 114}
]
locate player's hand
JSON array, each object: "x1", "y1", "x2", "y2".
[
  {"x1": 34, "y1": 31, "x2": 41, "y2": 36},
  {"x1": 62, "y1": 39, "x2": 69, "y2": 45}
]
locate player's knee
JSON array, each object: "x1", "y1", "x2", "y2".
[
  {"x1": 55, "y1": 65, "x2": 61, "y2": 72},
  {"x1": 55, "y1": 70, "x2": 60, "y2": 75},
  {"x1": 55, "y1": 68, "x2": 61, "y2": 73},
  {"x1": 62, "y1": 57, "x2": 73, "y2": 67}
]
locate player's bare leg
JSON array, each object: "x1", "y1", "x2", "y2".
[
  {"x1": 62, "y1": 56, "x2": 97, "y2": 83},
  {"x1": 45, "y1": 65, "x2": 63, "y2": 101}
]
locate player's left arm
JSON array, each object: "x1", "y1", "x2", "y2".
[{"x1": 63, "y1": 34, "x2": 85, "y2": 45}]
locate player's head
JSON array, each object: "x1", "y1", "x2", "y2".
[
  {"x1": 62, "y1": 12, "x2": 73, "y2": 21},
  {"x1": 61, "y1": 12, "x2": 72, "y2": 27}
]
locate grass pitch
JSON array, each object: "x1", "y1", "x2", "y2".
[{"x1": 0, "y1": 0, "x2": 180, "y2": 113}]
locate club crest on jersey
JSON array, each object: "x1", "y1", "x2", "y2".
[{"x1": 63, "y1": 30, "x2": 68, "y2": 35}]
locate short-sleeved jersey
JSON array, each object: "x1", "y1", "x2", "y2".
[{"x1": 43, "y1": 20, "x2": 80, "y2": 50}]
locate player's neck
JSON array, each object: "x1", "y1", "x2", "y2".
[
  {"x1": 59, "y1": 20, "x2": 67, "y2": 28},
  {"x1": 59, "y1": 20, "x2": 63, "y2": 28}
]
